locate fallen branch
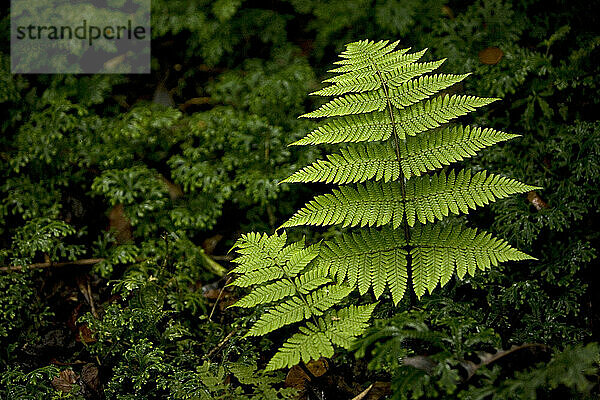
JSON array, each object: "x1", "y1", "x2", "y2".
[
  {"x1": 0, "y1": 258, "x2": 105, "y2": 272},
  {"x1": 205, "y1": 328, "x2": 238, "y2": 360}
]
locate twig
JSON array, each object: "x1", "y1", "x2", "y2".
[
  {"x1": 210, "y1": 255, "x2": 234, "y2": 261},
  {"x1": 208, "y1": 276, "x2": 232, "y2": 321},
  {"x1": 0, "y1": 258, "x2": 105, "y2": 272},
  {"x1": 86, "y1": 279, "x2": 98, "y2": 318},
  {"x1": 205, "y1": 328, "x2": 238, "y2": 360}
]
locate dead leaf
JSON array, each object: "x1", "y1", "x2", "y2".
[
  {"x1": 153, "y1": 82, "x2": 175, "y2": 107},
  {"x1": 527, "y1": 191, "x2": 549, "y2": 210},
  {"x1": 104, "y1": 54, "x2": 127, "y2": 70},
  {"x1": 442, "y1": 6, "x2": 455, "y2": 19},
  {"x1": 478, "y1": 47, "x2": 504, "y2": 65},
  {"x1": 52, "y1": 369, "x2": 78, "y2": 393},
  {"x1": 402, "y1": 355, "x2": 437, "y2": 374},
  {"x1": 81, "y1": 363, "x2": 100, "y2": 393},
  {"x1": 76, "y1": 325, "x2": 96, "y2": 344},
  {"x1": 285, "y1": 358, "x2": 329, "y2": 391},
  {"x1": 179, "y1": 97, "x2": 212, "y2": 111},
  {"x1": 352, "y1": 382, "x2": 391, "y2": 400}
]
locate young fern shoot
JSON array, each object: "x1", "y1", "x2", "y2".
[{"x1": 229, "y1": 39, "x2": 538, "y2": 370}]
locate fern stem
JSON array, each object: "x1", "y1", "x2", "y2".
[{"x1": 372, "y1": 57, "x2": 415, "y2": 305}]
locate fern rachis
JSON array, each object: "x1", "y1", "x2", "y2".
[{"x1": 229, "y1": 39, "x2": 538, "y2": 370}]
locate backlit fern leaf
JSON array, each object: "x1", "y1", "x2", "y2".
[
  {"x1": 266, "y1": 303, "x2": 377, "y2": 370},
  {"x1": 281, "y1": 170, "x2": 538, "y2": 229},
  {"x1": 318, "y1": 227, "x2": 408, "y2": 302},
  {"x1": 266, "y1": 324, "x2": 334, "y2": 371},
  {"x1": 232, "y1": 39, "x2": 538, "y2": 370},
  {"x1": 292, "y1": 95, "x2": 497, "y2": 146},
  {"x1": 230, "y1": 232, "x2": 375, "y2": 369},
  {"x1": 281, "y1": 143, "x2": 399, "y2": 184},
  {"x1": 314, "y1": 60, "x2": 445, "y2": 96},
  {"x1": 409, "y1": 224, "x2": 536, "y2": 298},
  {"x1": 301, "y1": 74, "x2": 469, "y2": 118},
  {"x1": 283, "y1": 125, "x2": 518, "y2": 184},
  {"x1": 400, "y1": 125, "x2": 519, "y2": 178}
]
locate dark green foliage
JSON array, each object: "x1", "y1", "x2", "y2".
[
  {"x1": 355, "y1": 299, "x2": 599, "y2": 399},
  {"x1": 0, "y1": 0, "x2": 598, "y2": 397}
]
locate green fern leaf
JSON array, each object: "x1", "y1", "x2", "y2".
[
  {"x1": 403, "y1": 169, "x2": 540, "y2": 226},
  {"x1": 291, "y1": 112, "x2": 395, "y2": 146},
  {"x1": 302, "y1": 74, "x2": 469, "y2": 119},
  {"x1": 394, "y1": 95, "x2": 499, "y2": 138},
  {"x1": 400, "y1": 125, "x2": 519, "y2": 178},
  {"x1": 410, "y1": 224, "x2": 536, "y2": 298},
  {"x1": 233, "y1": 280, "x2": 297, "y2": 308},
  {"x1": 314, "y1": 60, "x2": 445, "y2": 96},
  {"x1": 325, "y1": 303, "x2": 378, "y2": 348},
  {"x1": 283, "y1": 124, "x2": 518, "y2": 184},
  {"x1": 232, "y1": 267, "x2": 330, "y2": 308},
  {"x1": 266, "y1": 323, "x2": 334, "y2": 371},
  {"x1": 230, "y1": 266, "x2": 283, "y2": 288},
  {"x1": 244, "y1": 296, "x2": 310, "y2": 337},
  {"x1": 231, "y1": 231, "x2": 287, "y2": 274},
  {"x1": 281, "y1": 170, "x2": 538, "y2": 229},
  {"x1": 265, "y1": 303, "x2": 377, "y2": 370},
  {"x1": 279, "y1": 181, "x2": 404, "y2": 229},
  {"x1": 319, "y1": 227, "x2": 408, "y2": 303},
  {"x1": 307, "y1": 284, "x2": 353, "y2": 314},
  {"x1": 232, "y1": 39, "x2": 539, "y2": 370},
  {"x1": 281, "y1": 143, "x2": 399, "y2": 184},
  {"x1": 291, "y1": 95, "x2": 497, "y2": 147}
]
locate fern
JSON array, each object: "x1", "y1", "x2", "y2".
[
  {"x1": 230, "y1": 39, "x2": 537, "y2": 370},
  {"x1": 229, "y1": 232, "x2": 370, "y2": 369}
]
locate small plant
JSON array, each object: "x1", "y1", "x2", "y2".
[{"x1": 230, "y1": 39, "x2": 538, "y2": 369}]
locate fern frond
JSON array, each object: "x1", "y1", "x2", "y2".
[
  {"x1": 244, "y1": 284, "x2": 351, "y2": 337},
  {"x1": 300, "y1": 90, "x2": 388, "y2": 118},
  {"x1": 410, "y1": 224, "x2": 536, "y2": 298},
  {"x1": 232, "y1": 39, "x2": 539, "y2": 370},
  {"x1": 283, "y1": 242, "x2": 321, "y2": 276},
  {"x1": 319, "y1": 227, "x2": 408, "y2": 303},
  {"x1": 292, "y1": 95, "x2": 497, "y2": 147},
  {"x1": 307, "y1": 284, "x2": 353, "y2": 314},
  {"x1": 315, "y1": 59, "x2": 444, "y2": 96},
  {"x1": 281, "y1": 170, "x2": 538, "y2": 229},
  {"x1": 266, "y1": 323, "x2": 334, "y2": 371},
  {"x1": 265, "y1": 303, "x2": 377, "y2": 370},
  {"x1": 403, "y1": 169, "x2": 540, "y2": 226},
  {"x1": 232, "y1": 267, "x2": 330, "y2": 308},
  {"x1": 279, "y1": 181, "x2": 404, "y2": 229},
  {"x1": 281, "y1": 143, "x2": 399, "y2": 184},
  {"x1": 233, "y1": 280, "x2": 297, "y2": 308},
  {"x1": 245, "y1": 296, "x2": 310, "y2": 337},
  {"x1": 395, "y1": 95, "x2": 499, "y2": 138},
  {"x1": 230, "y1": 231, "x2": 287, "y2": 274},
  {"x1": 291, "y1": 112, "x2": 395, "y2": 146},
  {"x1": 229, "y1": 266, "x2": 283, "y2": 288},
  {"x1": 302, "y1": 74, "x2": 468, "y2": 119},
  {"x1": 296, "y1": 266, "x2": 332, "y2": 294},
  {"x1": 387, "y1": 74, "x2": 470, "y2": 110},
  {"x1": 326, "y1": 46, "x2": 422, "y2": 78},
  {"x1": 325, "y1": 303, "x2": 378, "y2": 348},
  {"x1": 400, "y1": 125, "x2": 519, "y2": 178},
  {"x1": 283, "y1": 124, "x2": 518, "y2": 184}
]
